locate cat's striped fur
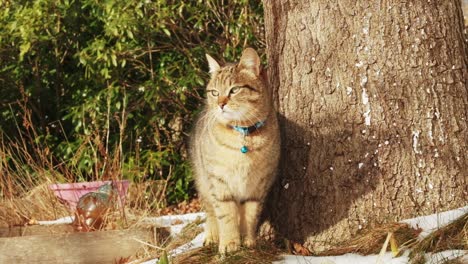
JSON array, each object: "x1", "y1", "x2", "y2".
[{"x1": 189, "y1": 48, "x2": 280, "y2": 253}]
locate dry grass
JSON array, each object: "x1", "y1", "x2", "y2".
[
  {"x1": 318, "y1": 222, "x2": 421, "y2": 256},
  {"x1": 0, "y1": 183, "x2": 69, "y2": 227},
  {"x1": 172, "y1": 240, "x2": 282, "y2": 264},
  {"x1": 409, "y1": 212, "x2": 467, "y2": 264},
  {"x1": 127, "y1": 212, "x2": 205, "y2": 263},
  {"x1": 0, "y1": 102, "x2": 167, "y2": 228}
]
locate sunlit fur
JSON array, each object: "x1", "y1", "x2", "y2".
[{"x1": 189, "y1": 48, "x2": 280, "y2": 254}]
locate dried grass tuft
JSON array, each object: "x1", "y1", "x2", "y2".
[
  {"x1": 409, "y1": 212, "x2": 467, "y2": 263},
  {"x1": 172, "y1": 240, "x2": 282, "y2": 264},
  {"x1": 0, "y1": 183, "x2": 69, "y2": 227},
  {"x1": 319, "y1": 222, "x2": 421, "y2": 256}
]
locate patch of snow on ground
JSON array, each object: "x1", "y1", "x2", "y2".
[
  {"x1": 275, "y1": 252, "x2": 408, "y2": 264},
  {"x1": 138, "y1": 228, "x2": 205, "y2": 264},
  {"x1": 425, "y1": 250, "x2": 467, "y2": 264},
  {"x1": 141, "y1": 212, "x2": 205, "y2": 228},
  {"x1": 401, "y1": 206, "x2": 467, "y2": 238},
  {"x1": 142, "y1": 212, "x2": 205, "y2": 235},
  {"x1": 275, "y1": 250, "x2": 467, "y2": 264},
  {"x1": 169, "y1": 232, "x2": 205, "y2": 257},
  {"x1": 38, "y1": 216, "x2": 74, "y2": 225}
]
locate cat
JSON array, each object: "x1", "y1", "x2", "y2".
[{"x1": 189, "y1": 48, "x2": 280, "y2": 253}]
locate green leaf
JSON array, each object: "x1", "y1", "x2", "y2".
[
  {"x1": 111, "y1": 54, "x2": 117, "y2": 67},
  {"x1": 127, "y1": 29, "x2": 134, "y2": 39},
  {"x1": 158, "y1": 251, "x2": 169, "y2": 264},
  {"x1": 162, "y1": 27, "x2": 171, "y2": 37},
  {"x1": 19, "y1": 42, "x2": 31, "y2": 61}
]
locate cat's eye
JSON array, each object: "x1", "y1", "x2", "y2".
[
  {"x1": 208, "y1": 90, "x2": 219, "y2": 97},
  {"x1": 229, "y1": 87, "x2": 241, "y2": 94}
]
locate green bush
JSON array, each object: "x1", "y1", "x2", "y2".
[{"x1": 0, "y1": 0, "x2": 264, "y2": 204}]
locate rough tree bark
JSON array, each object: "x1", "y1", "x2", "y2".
[{"x1": 262, "y1": 0, "x2": 467, "y2": 251}]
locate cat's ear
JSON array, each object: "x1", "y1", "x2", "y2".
[
  {"x1": 238, "y1": 48, "x2": 260, "y2": 76},
  {"x1": 206, "y1": 54, "x2": 221, "y2": 74}
]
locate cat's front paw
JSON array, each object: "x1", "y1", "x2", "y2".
[
  {"x1": 219, "y1": 240, "x2": 240, "y2": 254},
  {"x1": 204, "y1": 232, "x2": 219, "y2": 246},
  {"x1": 243, "y1": 237, "x2": 256, "y2": 248}
]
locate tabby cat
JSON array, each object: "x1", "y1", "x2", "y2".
[{"x1": 189, "y1": 48, "x2": 280, "y2": 253}]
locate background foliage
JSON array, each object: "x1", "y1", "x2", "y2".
[{"x1": 0, "y1": 0, "x2": 264, "y2": 205}]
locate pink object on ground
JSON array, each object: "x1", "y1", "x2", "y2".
[{"x1": 49, "y1": 180, "x2": 129, "y2": 211}]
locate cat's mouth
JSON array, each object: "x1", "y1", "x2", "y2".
[{"x1": 218, "y1": 107, "x2": 243, "y2": 121}]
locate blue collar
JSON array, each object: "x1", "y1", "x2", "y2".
[{"x1": 230, "y1": 121, "x2": 265, "y2": 136}]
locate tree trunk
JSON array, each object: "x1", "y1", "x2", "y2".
[{"x1": 263, "y1": 0, "x2": 467, "y2": 252}]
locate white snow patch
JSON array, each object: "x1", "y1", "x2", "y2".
[
  {"x1": 141, "y1": 212, "x2": 205, "y2": 228},
  {"x1": 361, "y1": 88, "x2": 371, "y2": 126},
  {"x1": 361, "y1": 88, "x2": 369, "y2": 104},
  {"x1": 139, "y1": 232, "x2": 205, "y2": 264},
  {"x1": 363, "y1": 110, "x2": 371, "y2": 126},
  {"x1": 401, "y1": 206, "x2": 468, "y2": 239},
  {"x1": 346, "y1": 86, "x2": 353, "y2": 95},
  {"x1": 270, "y1": 208, "x2": 468, "y2": 264},
  {"x1": 358, "y1": 163, "x2": 364, "y2": 169},
  {"x1": 38, "y1": 216, "x2": 74, "y2": 225},
  {"x1": 428, "y1": 129, "x2": 433, "y2": 141},
  {"x1": 275, "y1": 252, "x2": 408, "y2": 264},
  {"x1": 412, "y1": 130, "x2": 422, "y2": 154},
  {"x1": 360, "y1": 76, "x2": 368, "y2": 88},
  {"x1": 169, "y1": 232, "x2": 205, "y2": 256},
  {"x1": 418, "y1": 159, "x2": 425, "y2": 168},
  {"x1": 362, "y1": 27, "x2": 369, "y2": 35},
  {"x1": 424, "y1": 250, "x2": 468, "y2": 264}
]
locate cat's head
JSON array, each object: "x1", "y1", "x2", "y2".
[{"x1": 205, "y1": 48, "x2": 270, "y2": 126}]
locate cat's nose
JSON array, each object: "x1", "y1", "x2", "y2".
[{"x1": 218, "y1": 97, "x2": 228, "y2": 109}]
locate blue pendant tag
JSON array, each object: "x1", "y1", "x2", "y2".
[{"x1": 240, "y1": 146, "x2": 248, "y2": 153}]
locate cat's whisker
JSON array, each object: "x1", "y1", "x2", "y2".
[{"x1": 243, "y1": 111, "x2": 263, "y2": 127}]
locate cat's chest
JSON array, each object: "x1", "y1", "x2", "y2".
[
  {"x1": 211, "y1": 134, "x2": 266, "y2": 174},
  {"x1": 201, "y1": 125, "x2": 278, "y2": 199},
  {"x1": 210, "y1": 127, "x2": 265, "y2": 152}
]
